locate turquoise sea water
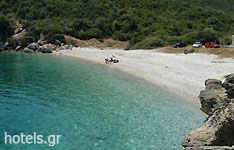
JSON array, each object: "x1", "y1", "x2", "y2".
[{"x1": 0, "y1": 53, "x2": 204, "y2": 150}]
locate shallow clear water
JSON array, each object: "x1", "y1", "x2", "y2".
[{"x1": 0, "y1": 53, "x2": 204, "y2": 150}]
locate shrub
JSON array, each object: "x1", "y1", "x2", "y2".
[
  {"x1": 41, "y1": 25, "x2": 64, "y2": 39},
  {"x1": 223, "y1": 36, "x2": 231, "y2": 45},
  {"x1": 112, "y1": 31, "x2": 131, "y2": 41},
  {"x1": 49, "y1": 34, "x2": 65, "y2": 44},
  {"x1": 0, "y1": 16, "x2": 13, "y2": 37},
  {"x1": 206, "y1": 17, "x2": 219, "y2": 25},
  {"x1": 198, "y1": 28, "x2": 218, "y2": 43},
  {"x1": 65, "y1": 37, "x2": 77, "y2": 46},
  {"x1": 0, "y1": 1, "x2": 7, "y2": 13},
  {"x1": 26, "y1": 26, "x2": 42, "y2": 38},
  {"x1": 84, "y1": 28, "x2": 102, "y2": 39},
  {"x1": 164, "y1": 36, "x2": 186, "y2": 45},
  {"x1": 130, "y1": 37, "x2": 165, "y2": 50},
  {"x1": 187, "y1": 49, "x2": 196, "y2": 53}
]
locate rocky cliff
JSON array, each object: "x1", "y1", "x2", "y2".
[{"x1": 182, "y1": 74, "x2": 234, "y2": 149}]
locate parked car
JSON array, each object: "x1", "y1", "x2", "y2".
[
  {"x1": 172, "y1": 42, "x2": 186, "y2": 48},
  {"x1": 205, "y1": 42, "x2": 220, "y2": 48},
  {"x1": 192, "y1": 42, "x2": 202, "y2": 48}
]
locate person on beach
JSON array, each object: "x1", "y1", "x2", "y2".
[
  {"x1": 105, "y1": 59, "x2": 109, "y2": 64},
  {"x1": 105, "y1": 56, "x2": 119, "y2": 64}
]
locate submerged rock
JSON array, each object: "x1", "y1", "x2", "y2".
[{"x1": 182, "y1": 74, "x2": 234, "y2": 149}]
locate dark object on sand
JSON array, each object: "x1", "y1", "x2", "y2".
[
  {"x1": 105, "y1": 57, "x2": 119, "y2": 64},
  {"x1": 105, "y1": 59, "x2": 109, "y2": 64}
]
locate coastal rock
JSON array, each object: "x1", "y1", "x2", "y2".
[
  {"x1": 182, "y1": 74, "x2": 234, "y2": 148},
  {"x1": 2, "y1": 42, "x2": 9, "y2": 50},
  {"x1": 205, "y1": 79, "x2": 223, "y2": 90},
  {"x1": 27, "y1": 43, "x2": 39, "y2": 51},
  {"x1": 38, "y1": 46, "x2": 53, "y2": 53},
  {"x1": 7, "y1": 30, "x2": 27, "y2": 49},
  {"x1": 15, "y1": 46, "x2": 22, "y2": 51},
  {"x1": 14, "y1": 27, "x2": 24, "y2": 35},
  {"x1": 0, "y1": 31, "x2": 10, "y2": 50},
  {"x1": 182, "y1": 99, "x2": 234, "y2": 147},
  {"x1": 223, "y1": 74, "x2": 234, "y2": 98},
  {"x1": 58, "y1": 46, "x2": 66, "y2": 50},
  {"x1": 38, "y1": 33, "x2": 46, "y2": 46},
  {"x1": 199, "y1": 89, "x2": 227, "y2": 114},
  {"x1": 38, "y1": 47, "x2": 48, "y2": 53},
  {"x1": 225, "y1": 74, "x2": 234, "y2": 84},
  {"x1": 37, "y1": 44, "x2": 56, "y2": 53},
  {"x1": 86, "y1": 38, "x2": 101, "y2": 47},
  {"x1": 55, "y1": 40, "x2": 61, "y2": 46},
  {"x1": 199, "y1": 79, "x2": 227, "y2": 115},
  {"x1": 23, "y1": 47, "x2": 34, "y2": 53},
  {"x1": 226, "y1": 88, "x2": 234, "y2": 99}
]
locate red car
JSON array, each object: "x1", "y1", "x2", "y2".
[{"x1": 205, "y1": 42, "x2": 220, "y2": 48}]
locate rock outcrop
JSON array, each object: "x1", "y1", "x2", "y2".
[
  {"x1": 37, "y1": 44, "x2": 55, "y2": 53},
  {"x1": 223, "y1": 74, "x2": 234, "y2": 98},
  {"x1": 27, "y1": 43, "x2": 39, "y2": 51},
  {"x1": 14, "y1": 27, "x2": 24, "y2": 35},
  {"x1": 182, "y1": 74, "x2": 234, "y2": 149},
  {"x1": 38, "y1": 33, "x2": 47, "y2": 46},
  {"x1": 199, "y1": 79, "x2": 227, "y2": 115},
  {"x1": 3, "y1": 31, "x2": 55, "y2": 53}
]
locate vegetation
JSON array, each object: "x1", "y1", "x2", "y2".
[
  {"x1": 0, "y1": 0, "x2": 234, "y2": 49},
  {"x1": 129, "y1": 37, "x2": 165, "y2": 50},
  {"x1": 0, "y1": 16, "x2": 13, "y2": 37},
  {"x1": 174, "y1": 0, "x2": 234, "y2": 13}
]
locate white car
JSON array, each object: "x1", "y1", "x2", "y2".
[{"x1": 192, "y1": 42, "x2": 202, "y2": 48}]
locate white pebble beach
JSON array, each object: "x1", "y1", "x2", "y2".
[{"x1": 54, "y1": 48, "x2": 234, "y2": 104}]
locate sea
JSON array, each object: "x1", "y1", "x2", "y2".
[{"x1": 0, "y1": 53, "x2": 204, "y2": 150}]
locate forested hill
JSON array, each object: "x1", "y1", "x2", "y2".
[
  {"x1": 0, "y1": 0, "x2": 234, "y2": 49},
  {"x1": 174, "y1": 0, "x2": 234, "y2": 13}
]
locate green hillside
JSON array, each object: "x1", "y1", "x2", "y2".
[
  {"x1": 175, "y1": 0, "x2": 234, "y2": 13},
  {"x1": 0, "y1": 0, "x2": 234, "y2": 49}
]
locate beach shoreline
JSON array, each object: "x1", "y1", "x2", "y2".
[{"x1": 53, "y1": 48, "x2": 234, "y2": 104}]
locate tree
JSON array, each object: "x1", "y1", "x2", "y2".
[
  {"x1": 0, "y1": 16, "x2": 12, "y2": 37},
  {"x1": 84, "y1": 28, "x2": 102, "y2": 39}
]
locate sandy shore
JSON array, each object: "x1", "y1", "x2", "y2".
[{"x1": 53, "y1": 48, "x2": 234, "y2": 103}]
